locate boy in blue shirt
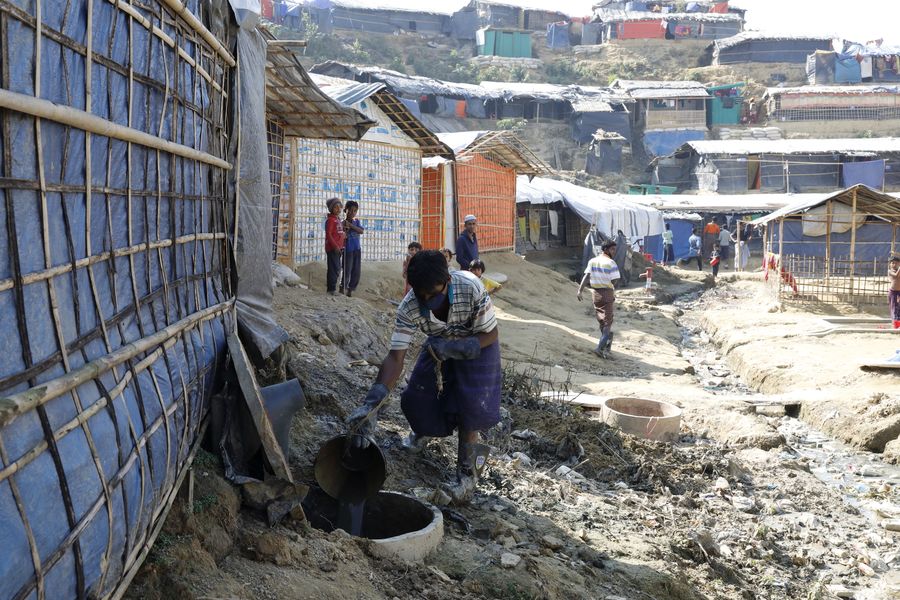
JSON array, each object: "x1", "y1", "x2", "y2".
[{"x1": 341, "y1": 200, "x2": 364, "y2": 296}]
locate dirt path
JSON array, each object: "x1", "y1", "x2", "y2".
[{"x1": 126, "y1": 255, "x2": 900, "y2": 600}]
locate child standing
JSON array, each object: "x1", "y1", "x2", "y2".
[
  {"x1": 325, "y1": 197, "x2": 345, "y2": 295},
  {"x1": 710, "y1": 245, "x2": 721, "y2": 278},
  {"x1": 341, "y1": 201, "x2": 364, "y2": 297},
  {"x1": 402, "y1": 241, "x2": 422, "y2": 296},
  {"x1": 889, "y1": 252, "x2": 900, "y2": 329}
]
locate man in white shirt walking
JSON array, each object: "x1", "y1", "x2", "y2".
[{"x1": 576, "y1": 239, "x2": 621, "y2": 358}]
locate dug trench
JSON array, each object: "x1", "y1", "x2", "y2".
[{"x1": 126, "y1": 256, "x2": 899, "y2": 600}]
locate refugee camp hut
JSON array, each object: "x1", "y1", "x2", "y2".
[
  {"x1": 515, "y1": 175, "x2": 574, "y2": 252},
  {"x1": 628, "y1": 194, "x2": 800, "y2": 261},
  {"x1": 764, "y1": 85, "x2": 900, "y2": 138},
  {"x1": 570, "y1": 95, "x2": 634, "y2": 143},
  {"x1": 750, "y1": 185, "x2": 900, "y2": 307},
  {"x1": 328, "y1": 0, "x2": 463, "y2": 34},
  {"x1": 653, "y1": 139, "x2": 900, "y2": 194},
  {"x1": 477, "y1": 27, "x2": 534, "y2": 58},
  {"x1": 438, "y1": 131, "x2": 552, "y2": 252},
  {"x1": 586, "y1": 131, "x2": 629, "y2": 175},
  {"x1": 472, "y1": 0, "x2": 571, "y2": 32},
  {"x1": 707, "y1": 83, "x2": 745, "y2": 126},
  {"x1": 808, "y1": 43, "x2": 900, "y2": 85},
  {"x1": 264, "y1": 40, "x2": 376, "y2": 266},
  {"x1": 277, "y1": 77, "x2": 453, "y2": 265},
  {"x1": 276, "y1": 0, "x2": 335, "y2": 33},
  {"x1": 710, "y1": 32, "x2": 833, "y2": 65},
  {"x1": 610, "y1": 79, "x2": 710, "y2": 157},
  {"x1": 479, "y1": 81, "x2": 576, "y2": 121},
  {"x1": 592, "y1": 6, "x2": 744, "y2": 43}
]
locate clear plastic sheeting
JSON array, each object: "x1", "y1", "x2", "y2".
[{"x1": 233, "y1": 27, "x2": 289, "y2": 359}]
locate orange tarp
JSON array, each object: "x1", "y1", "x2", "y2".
[
  {"x1": 454, "y1": 154, "x2": 516, "y2": 252},
  {"x1": 618, "y1": 20, "x2": 665, "y2": 39},
  {"x1": 420, "y1": 166, "x2": 445, "y2": 250}
]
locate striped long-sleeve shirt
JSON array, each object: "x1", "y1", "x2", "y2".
[
  {"x1": 390, "y1": 270, "x2": 496, "y2": 351},
  {"x1": 584, "y1": 254, "x2": 620, "y2": 290}
]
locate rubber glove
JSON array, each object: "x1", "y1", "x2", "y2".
[{"x1": 345, "y1": 383, "x2": 389, "y2": 449}]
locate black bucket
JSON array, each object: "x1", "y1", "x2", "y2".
[{"x1": 314, "y1": 435, "x2": 386, "y2": 503}]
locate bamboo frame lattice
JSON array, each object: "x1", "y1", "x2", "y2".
[{"x1": 0, "y1": 2, "x2": 234, "y2": 600}]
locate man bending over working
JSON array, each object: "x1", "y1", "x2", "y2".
[{"x1": 346, "y1": 250, "x2": 501, "y2": 504}]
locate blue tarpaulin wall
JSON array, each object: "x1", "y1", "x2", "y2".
[
  {"x1": 835, "y1": 54, "x2": 862, "y2": 83},
  {"x1": 842, "y1": 160, "x2": 885, "y2": 189},
  {"x1": 649, "y1": 218, "x2": 699, "y2": 262},
  {"x1": 773, "y1": 219, "x2": 895, "y2": 265},
  {"x1": 0, "y1": 1, "x2": 233, "y2": 598},
  {"x1": 643, "y1": 129, "x2": 706, "y2": 159}
]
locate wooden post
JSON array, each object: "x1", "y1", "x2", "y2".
[
  {"x1": 778, "y1": 217, "x2": 784, "y2": 298},
  {"x1": 849, "y1": 187, "x2": 858, "y2": 297},
  {"x1": 736, "y1": 220, "x2": 742, "y2": 272},
  {"x1": 825, "y1": 199, "x2": 832, "y2": 288}
]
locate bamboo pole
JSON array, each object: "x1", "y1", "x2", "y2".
[
  {"x1": 778, "y1": 217, "x2": 784, "y2": 298},
  {"x1": 0, "y1": 300, "x2": 234, "y2": 428},
  {"x1": 849, "y1": 187, "x2": 858, "y2": 296},
  {"x1": 825, "y1": 199, "x2": 832, "y2": 287},
  {"x1": 159, "y1": 0, "x2": 235, "y2": 67},
  {"x1": 0, "y1": 89, "x2": 231, "y2": 169}
]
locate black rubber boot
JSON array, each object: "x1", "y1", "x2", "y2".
[{"x1": 445, "y1": 439, "x2": 489, "y2": 505}]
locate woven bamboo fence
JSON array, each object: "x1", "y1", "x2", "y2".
[{"x1": 0, "y1": 1, "x2": 234, "y2": 598}]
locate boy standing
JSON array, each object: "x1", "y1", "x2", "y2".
[
  {"x1": 890, "y1": 252, "x2": 900, "y2": 329},
  {"x1": 341, "y1": 201, "x2": 364, "y2": 297},
  {"x1": 325, "y1": 197, "x2": 345, "y2": 295}
]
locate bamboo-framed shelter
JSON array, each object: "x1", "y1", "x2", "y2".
[
  {"x1": 751, "y1": 185, "x2": 900, "y2": 307},
  {"x1": 0, "y1": 2, "x2": 374, "y2": 599}
]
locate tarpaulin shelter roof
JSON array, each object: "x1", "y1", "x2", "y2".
[
  {"x1": 311, "y1": 74, "x2": 454, "y2": 158},
  {"x1": 676, "y1": 138, "x2": 900, "y2": 156},
  {"x1": 264, "y1": 37, "x2": 374, "y2": 139},
  {"x1": 325, "y1": 0, "x2": 469, "y2": 15},
  {"x1": 438, "y1": 131, "x2": 552, "y2": 175},
  {"x1": 627, "y1": 193, "x2": 820, "y2": 213},
  {"x1": 765, "y1": 84, "x2": 900, "y2": 96},
  {"x1": 311, "y1": 61, "x2": 501, "y2": 99},
  {"x1": 749, "y1": 185, "x2": 900, "y2": 226},
  {"x1": 593, "y1": 8, "x2": 744, "y2": 23},
  {"x1": 610, "y1": 79, "x2": 712, "y2": 99},
  {"x1": 571, "y1": 98, "x2": 617, "y2": 112},
  {"x1": 478, "y1": 0, "x2": 594, "y2": 17},
  {"x1": 515, "y1": 176, "x2": 665, "y2": 237},
  {"x1": 713, "y1": 31, "x2": 834, "y2": 51}
]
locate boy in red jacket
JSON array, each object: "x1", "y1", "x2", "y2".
[{"x1": 325, "y1": 197, "x2": 345, "y2": 295}]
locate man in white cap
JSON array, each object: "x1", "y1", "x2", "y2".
[{"x1": 456, "y1": 214, "x2": 479, "y2": 271}]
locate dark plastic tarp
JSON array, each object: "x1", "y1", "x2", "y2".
[
  {"x1": 835, "y1": 54, "x2": 862, "y2": 83},
  {"x1": 571, "y1": 111, "x2": 631, "y2": 144},
  {"x1": 233, "y1": 27, "x2": 289, "y2": 359},
  {"x1": 586, "y1": 142, "x2": 623, "y2": 175},
  {"x1": 547, "y1": 22, "x2": 570, "y2": 48},
  {"x1": 400, "y1": 97, "x2": 422, "y2": 118},
  {"x1": 842, "y1": 160, "x2": 885, "y2": 189},
  {"x1": 774, "y1": 219, "x2": 895, "y2": 266}
]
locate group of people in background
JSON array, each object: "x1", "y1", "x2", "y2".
[
  {"x1": 668, "y1": 217, "x2": 752, "y2": 276},
  {"x1": 325, "y1": 200, "x2": 501, "y2": 301}
]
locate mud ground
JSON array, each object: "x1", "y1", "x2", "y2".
[{"x1": 126, "y1": 254, "x2": 900, "y2": 600}]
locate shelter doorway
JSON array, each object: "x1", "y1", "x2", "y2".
[{"x1": 748, "y1": 155, "x2": 761, "y2": 191}]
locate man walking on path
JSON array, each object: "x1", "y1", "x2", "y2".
[
  {"x1": 456, "y1": 214, "x2": 479, "y2": 271},
  {"x1": 346, "y1": 250, "x2": 500, "y2": 504},
  {"x1": 577, "y1": 239, "x2": 620, "y2": 359}
]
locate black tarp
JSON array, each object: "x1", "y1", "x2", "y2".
[
  {"x1": 451, "y1": 8, "x2": 479, "y2": 40},
  {"x1": 718, "y1": 39, "x2": 833, "y2": 65},
  {"x1": 233, "y1": 28, "x2": 289, "y2": 359},
  {"x1": 571, "y1": 110, "x2": 631, "y2": 144},
  {"x1": 585, "y1": 140, "x2": 624, "y2": 175}
]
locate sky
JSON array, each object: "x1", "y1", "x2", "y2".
[{"x1": 332, "y1": 0, "x2": 900, "y2": 45}]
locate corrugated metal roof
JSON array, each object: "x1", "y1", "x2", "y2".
[
  {"x1": 682, "y1": 138, "x2": 900, "y2": 156},
  {"x1": 328, "y1": 0, "x2": 469, "y2": 15},
  {"x1": 766, "y1": 84, "x2": 900, "y2": 97},
  {"x1": 571, "y1": 98, "x2": 615, "y2": 112},
  {"x1": 312, "y1": 74, "x2": 453, "y2": 158},
  {"x1": 311, "y1": 62, "x2": 502, "y2": 100},
  {"x1": 713, "y1": 31, "x2": 834, "y2": 51}
]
